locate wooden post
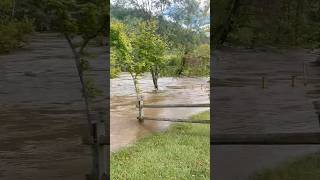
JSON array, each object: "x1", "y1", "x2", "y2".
[
  {"x1": 86, "y1": 112, "x2": 107, "y2": 180},
  {"x1": 262, "y1": 76, "x2": 265, "y2": 88},
  {"x1": 291, "y1": 75, "x2": 296, "y2": 87},
  {"x1": 138, "y1": 96, "x2": 144, "y2": 122},
  {"x1": 96, "y1": 111, "x2": 107, "y2": 180},
  {"x1": 303, "y1": 62, "x2": 308, "y2": 86},
  {"x1": 318, "y1": 113, "x2": 320, "y2": 128},
  {"x1": 312, "y1": 101, "x2": 320, "y2": 127}
]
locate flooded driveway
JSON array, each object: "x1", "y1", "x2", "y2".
[
  {"x1": 212, "y1": 47, "x2": 320, "y2": 180},
  {"x1": 0, "y1": 33, "x2": 209, "y2": 179}
]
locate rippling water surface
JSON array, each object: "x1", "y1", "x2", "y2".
[{"x1": 0, "y1": 33, "x2": 209, "y2": 179}]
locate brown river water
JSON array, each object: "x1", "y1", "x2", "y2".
[
  {"x1": 2, "y1": 33, "x2": 319, "y2": 180},
  {"x1": 213, "y1": 47, "x2": 320, "y2": 180},
  {"x1": 111, "y1": 73, "x2": 209, "y2": 151},
  {"x1": 0, "y1": 33, "x2": 209, "y2": 179}
]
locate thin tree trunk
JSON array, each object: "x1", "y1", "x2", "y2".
[
  {"x1": 212, "y1": 0, "x2": 240, "y2": 48},
  {"x1": 294, "y1": 0, "x2": 303, "y2": 46},
  {"x1": 150, "y1": 66, "x2": 158, "y2": 91},
  {"x1": 64, "y1": 34, "x2": 91, "y2": 125},
  {"x1": 11, "y1": 0, "x2": 16, "y2": 18},
  {"x1": 129, "y1": 71, "x2": 140, "y2": 101},
  {"x1": 65, "y1": 33, "x2": 108, "y2": 180},
  {"x1": 177, "y1": 51, "x2": 187, "y2": 76}
]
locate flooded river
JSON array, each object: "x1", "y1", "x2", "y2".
[
  {"x1": 213, "y1": 47, "x2": 320, "y2": 180},
  {"x1": 3, "y1": 33, "x2": 319, "y2": 180},
  {"x1": 111, "y1": 73, "x2": 209, "y2": 151},
  {"x1": 0, "y1": 33, "x2": 209, "y2": 179}
]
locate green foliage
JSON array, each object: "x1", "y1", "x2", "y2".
[
  {"x1": 213, "y1": 0, "x2": 320, "y2": 48},
  {"x1": 84, "y1": 78, "x2": 103, "y2": 98},
  {"x1": 111, "y1": 4, "x2": 208, "y2": 52},
  {"x1": 42, "y1": 0, "x2": 108, "y2": 38},
  {"x1": 37, "y1": 0, "x2": 109, "y2": 98},
  {"x1": 111, "y1": 0, "x2": 209, "y2": 91},
  {"x1": 110, "y1": 47, "x2": 121, "y2": 78},
  {"x1": 0, "y1": 0, "x2": 34, "y2": 54},
  {"x1": 0, "y1": 19, "x2": 34, "y2": 54},
  {"x1": 189, "y1": 44, "x2": 210, "y2": 76},
  {"x1": 160, "y1": 52, "x2": 184, "y2": 77},
  {"x1": 111, "y1": 19, "x2": 169, "y2": 93},
  {"x1": 111, "y1": 20, "x2": 148, "y2": 77},
  {"x1": 0, "y1": 0, "x2": 13, "y2": 22},
  {"x1": 111, "y1": 20, "x2": 168, "y2": 77},
  {"x1": 131, "y1": 20, "x2": 167, "y2": 71}
]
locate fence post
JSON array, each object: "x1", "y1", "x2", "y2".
[
  {"x1": 97, "y1": 111, "x2": 107, "y2": 180},
  {"x1": 303, "y1": 62, "x2": 308, "y2": 86},
  {"x1": 291, "y1": 75, "x2": 296, "y2": 87},
  {"x1": 262, "y1": 76, "x2": 265, "y2": 88},
  {"x1": 138, "y1": 96, "x2": 144, "y2": 122},
  {"x1": 313, "y1": 101, "x2": 320, "y2": 127},
  {"x1": 86, "y1": 112, "x2": 107, "y2": 180}
]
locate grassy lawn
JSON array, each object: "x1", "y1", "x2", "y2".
[
  {"x1": 250, "y1": 152, "x2": 320, "y2": 180},
  {"x1": 111, "y1": 111, "x2": 210, "y2": 180}
]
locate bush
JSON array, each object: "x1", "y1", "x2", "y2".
[
  {"x1": 160, "y1": 53, "x2": 183, "y2": 77},
  {"x1": 0, "y1": 19, "x2": 34, "y2": 54}
]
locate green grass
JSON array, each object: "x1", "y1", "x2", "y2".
[
  {"x1": 111, "y1": 111, "x2": 210, "y2": 180},
  {"x1": 250, "y1": 153, "x2": 320, "y2": 180}
]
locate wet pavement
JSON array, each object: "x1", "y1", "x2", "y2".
[{"x1": 212, "y1": 47, "x2": 320, "y2": 180}]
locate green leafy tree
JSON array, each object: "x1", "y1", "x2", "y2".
[
  {"x1": 32, "y1": 1, "x2": 109, "y2": 178},
  {"x1": 132, "y1": 20, "x2": 167, "y2": 90},
  {"x1": 39, "y1": 0, "x2": 108, "y2": 97},
  {"x1": 111, "y1": 20, "x2": 148, "y2": 99}
]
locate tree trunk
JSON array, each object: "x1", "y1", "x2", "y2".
[
  {"x1": 129, "y1": 72, "x2": 140, "y2": 101},
  {"x1": 64, "y1": 34, "x2": 91, "y2": 124},
  {"x1": 294, "y1": 0, "x2": 303, "y2": 46},
  {"x1": 64, "y1": 34, "x2": 107, "y2": 180},
  {"x1": 212, "y1": 0, "x2": 240, "y2": 49},
  {"x1": 11, "y1": 0, "x2": 16, "y2": 18},
  {"x1": 150, "y1": 66, "x2": 159, "y2": 91},
  {"x1": 177, "y1": 51, "x2": 187, "y2": 76}
]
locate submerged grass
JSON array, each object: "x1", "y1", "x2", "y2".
[
  {"x1": 250, "y1": 152, "x2": 320, "y2": 180},
  {"x1": 111, "y1": 111, "x2": 210, "y2": 180}
]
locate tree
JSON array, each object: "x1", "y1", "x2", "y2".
[
  {"x1": 212, "y1": 0, "x2": 240, "y2": 48},
  {"x1": 114, "y1": 0, "x2": 172, "y2": 19},
  {"x1": 111, "y1": 20, "x2": 148, "y2": 99},
  {"x1": 132, "y1": 21, "x2": 167, "y2": 90},
  {"x1": 33, "y1": 1, "x2": 109, "y2": 179}
]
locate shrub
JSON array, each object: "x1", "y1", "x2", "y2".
[{"x1": 0, "y1": 19, "x2": 34, "y2": 54}]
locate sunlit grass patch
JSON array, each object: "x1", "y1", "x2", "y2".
[{"x1": 111, "y1": 111, "x2": 210, "y2": 180}]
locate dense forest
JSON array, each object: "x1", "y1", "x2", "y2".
[
  {"x1": 110, "y1": 0, "x2": 210, "y2": 93},
  {"x1": 212, "y1": 0, "x2": 320, "y2": 49}
]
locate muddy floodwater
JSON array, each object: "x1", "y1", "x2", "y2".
[
  {"x1": 213, "y1": 47, "x2": 320, "y2": 180},
  {"x1": 111, "y1": 73, "x2": 209, "y2": 151},
  {"x1": 0, "y1": 33, "x2": 209, "y2": 179}
]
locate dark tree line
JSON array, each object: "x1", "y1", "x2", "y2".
[{"x1": 212, "y1": 0, "x2": 320, "y2": 49}]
